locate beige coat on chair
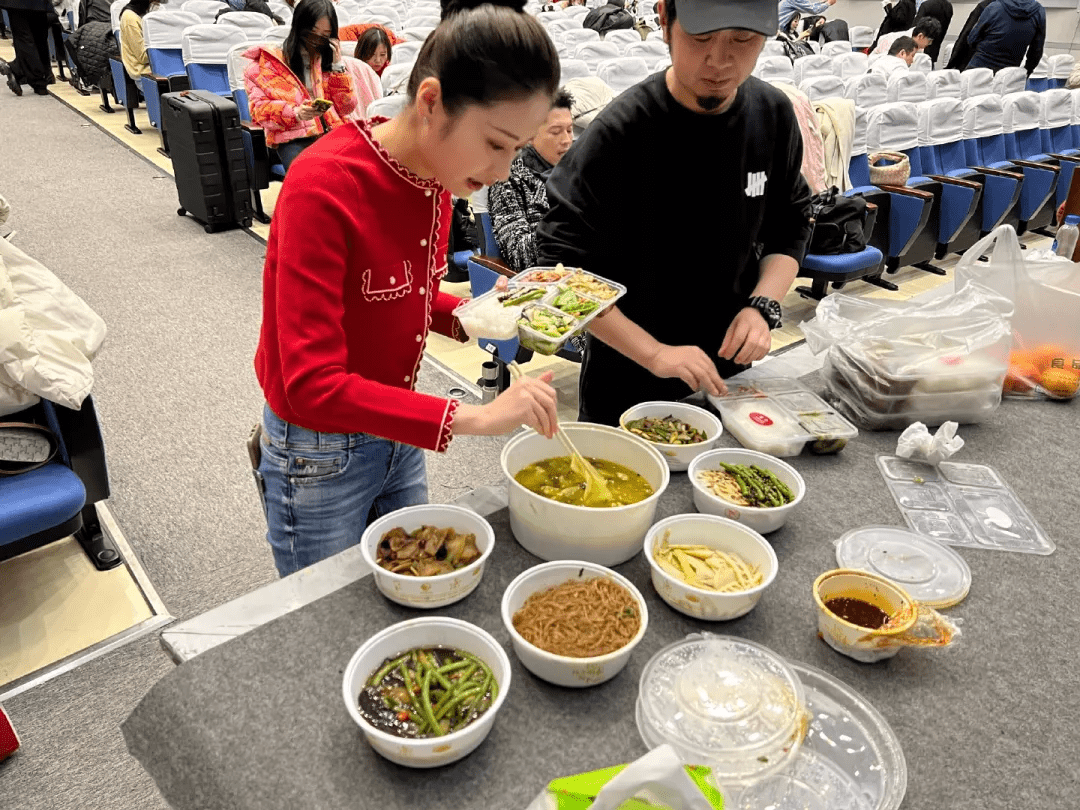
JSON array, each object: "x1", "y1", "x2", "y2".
[{"x1": 814, "y1": 98, "x2": 856, "y2": 192}]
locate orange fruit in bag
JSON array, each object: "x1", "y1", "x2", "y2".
[
  {"x1": 1004, "y1": 361, "x2": 1040, "y2": 394},
  {"x1": 1031, "y1": 344, "x2": 1071, "y2": 371},
  {"x1": 1039, "y1": 368, "x2": 1080, "y2": 399}
]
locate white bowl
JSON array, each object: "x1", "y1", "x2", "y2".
[
  {"x1": 501, "y1": 560, "x2": 649, "y2": 688},
  {"x1": 644, "y1": 514, "x2": 778, "y2": 620},
  {"x1": 360, "y1": 504, "x2": 496, "y2": 609},
  {"x1": 342, "y1": 617, "x2": 511, "y2": 768},
  {"x1": 688, "y1": 448, "x2": 806, "y2": 534},
  {"x1": 501, "y1": 423, "x2": 670, "y2": 566},
  {"x1": 618, "y1": 401, "x2": 724, "y2": 472}
]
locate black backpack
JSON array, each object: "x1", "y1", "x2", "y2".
[{"x1": 808, "y1": 187, "x2": 871, "y2": 254}]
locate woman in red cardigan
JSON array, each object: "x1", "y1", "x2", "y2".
[{"x1": 255, "y1": 2, "x2": 562, "y2": 577}]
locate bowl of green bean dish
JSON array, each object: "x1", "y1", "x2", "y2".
[{"x1": 343, "y1": 617, "x2": 511, "y2": 767}]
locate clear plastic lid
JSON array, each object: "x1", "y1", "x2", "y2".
[
  {"x1": 637, "y1": 635, "x2": 806, "y2": 783},
  {"x1": 835, "y1": 526, "x2": 972, "y2": 608}
]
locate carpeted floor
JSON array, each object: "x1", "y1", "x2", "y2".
[{"x1": 0, "y1": 77, "x2": 509, "y2": 809}]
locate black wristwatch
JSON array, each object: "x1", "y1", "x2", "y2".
[{"x1": 747, "y1": 296, "x2": 783, "y2": 330}]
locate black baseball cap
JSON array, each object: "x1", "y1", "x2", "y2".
[{"x1": 673, "y1": 0, "x2": 779, "y2": 37}]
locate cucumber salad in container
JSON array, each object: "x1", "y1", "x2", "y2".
[{"x1": 455, "y1": 264, "x2": 626, "y2": 355}]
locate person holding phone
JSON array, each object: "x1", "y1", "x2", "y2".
[{"x1": 243, "y1": 0, "x2": 358, "y2": 170}]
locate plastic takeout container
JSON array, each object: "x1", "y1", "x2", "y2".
[
  {"x1": 636, "y1": 635, "x2": 807, "y2": 786},
  {"x1": 707, "y1": 377, "x2": 858, "y2": 456},
  {"x1": 455, "y1": 266, "x2": 626, "y2": 356}
]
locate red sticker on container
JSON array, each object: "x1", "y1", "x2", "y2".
[
  {"x1": 939, "y1": 355, "x2": 964, "y2": 366},
  {"x1": 749, "y1": 412, "x2": 773, "y2": 426}
]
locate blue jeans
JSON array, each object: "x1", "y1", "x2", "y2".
[
  {"x1": 257, "y1": 404, "x2": 429, "y2": 577},
  {"x1": 275, "y1": 136, "x2": 319, "y2": 171}
]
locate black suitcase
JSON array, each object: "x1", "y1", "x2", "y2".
[{"x1": 161, "y1": 90, "x2": 253, "y2": 233}]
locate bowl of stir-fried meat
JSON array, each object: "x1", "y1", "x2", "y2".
[{"x1": 361, "y1": 505, "x2": 496, "y2": 608}]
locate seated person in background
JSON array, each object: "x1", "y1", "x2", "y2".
[
  {"x1": 870, "y1": 35, "x2": 916, "y2": 77},
  {"x1": 777, "y1": 0, "x2": 836, "y2": 36},
  {"x1": 354, "y1": 25, "x2": 391, "y2": 76},
  {"x1": 912, "y1": 0, "x2": 951, "y2": 64},
  {"x1": 118, "y1": 0, "x2": 158, "y2": 80},
  {"x1": 217, "y1": 0, "x2": 285, "y2": 24},
  {"x1": 488, "y1": 89, "x2": 574, "y2": 274},
  {"x1": 543, "y1": 0, "x2": 586, "y2": 9},
  {"x1": 343, "y1": 49, "x2": 382, "y2": 122},
  {"x1": 871, "y1": 16, "x2": 940, "y2": 56},
  {"x1": 583, "y1": 0, "x2": 635, "y2": 36},
  {"x1": 339, "y1": 22, "x2": 403, "y2": 46},
  {"x1": 243, "y1": 0, "x2": 357, "y2": 170}
]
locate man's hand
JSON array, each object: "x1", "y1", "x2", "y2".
[
  {"x1": 645, "y1": 345, "x2": 727, "y2": 397},
  {"x1": 718, "y1": 307, "x2": 772, "y2": 366}
]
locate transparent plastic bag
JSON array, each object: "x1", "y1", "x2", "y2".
[
  {"x1": 955, "y1": 224, "x2": 1080, "y2": 400},
  {"x1": 800, "y1": 282, "x2": 1013, "y2": 428}
]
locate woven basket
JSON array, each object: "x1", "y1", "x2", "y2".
[{"x1": 868, "y1": 152, "x2": 911, "y2": 186}]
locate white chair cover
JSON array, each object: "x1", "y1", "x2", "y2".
[
  {"x1": 381, "y1": 60, "x2": 414, "y2": 95},
  {"x1": 792, "y1": 54, "x2": 832, "y2": 85},
  {"x1": 911, "y1": 52, "x2": 932, "y2": 73},
  {"x1": 1029, "y1": 55, "x2": 1050, "y2": 79},
  {"x1": 761, "y1": 40, "x2": 786, "y2": 57},
  {"x1": 623, "y1": 39, "x2": 667, "y2": 62},
  {"x1": 960, "y1": 67, "x2": 993, "y2": 99},
  {"x1": 604, "y1": 29, "x2": 641, "y2": 50},
  {"x1": 844, "y1": 73, "x2": 888, "y2": 109},
  {"x1": 962, "y1": 94, "x2": 1005, "y2": 139},
  {"x1": 646, "y1": 28, "x2": 664, "y2": 41},
  {"x1": 575, "y1": 40, "x2": 620, "y2": 64},
  {"x1": 832, "y1": 52, "x2": 867, "y2": 81},
  {"x1": 1039, "y1": 88, "x2": 1074, "y2": 129},
  {"x1": 1050, "y1": 54, "x2": 1076, "y2": 80},
  {"x1": 887, "y1": 70, "x2": 927, "y2": 103},
  {"x1": 867, "y1": 52, "x2": 883, "y2": 67},
  {"x1": 367, "y1": 93, "x2": 409, "y2": 119},
  {"x1": 939, "y1": 41, "x2": 953, "y2": 69},
  {"x1": 993, "y1": 66, "x2": 1027, "y2": 97},
  {"x1": 402, "y1": 26, "x2": 434, "y2": 41},
  {"x1": 363, "y1": 14, "x2": 397, "y2": 30},
  {"x1": 564, "y1": 4, "x2": 589, "y2": 16},
  {"x1": 652, "y1": 57, "x2": 669, "y2": 72},
  {"x1": 392, "y1": 41, "x2": 423, "y2": 64},
  {"x1": 916, "y1": 97, "x2": 963, "y2": 147},
  {"x1": 849, "y1": 25, "x2": 874, "y2": 49},
  {"x1": 1073, "y1": 88, "x2": 1080, "y2": 126},
  {"x1": 799, "y1": 75, "x2": 845, "y2": 102},
  {"x1": 925, "y1": 69, "x2": 961, "y2": 99},
  {"x1": 142, "y1": 9, "x2": 201, "y2": 49},
  {"x1": 559, "y1": 58, "x2": 592, "y2": 82},
  {"x1": 756, "y1": 55, "x2": 793, "y2": 83},
  {"x1": 851, "y1": 105, "x2": 868, "y2": 157},
  {"x1": 866, "y1": 102, "x2": 920, "y2": 152},
  {"x1": 261, "y1": 24, "x2": 287, "y2": 43},
  {"x1": 821, "y1": 41, "x2": 851, "y2": 58},
  {"x1": 226, "y1": 40, "x2": 250, "y2": 95},
  {"x1": 1001, "y1": 91, "x2": 1043, "y2": 134},
  {"x1": 363, "y1": 5, "x2": 401, "y2": 29},
  {"x1": 110, "y1": 0, "x2": 127, "y2": 33},
  {"x1": 545, "y1": 18, "x2": 579, "y2": 35},
  {"x1": 179, "y1": 0, "x2": 226, "y2": 26},
  {"x1": 594, "y1": 56, "x2": 649, "y2": 95},
  {"x1": 536, "y1": 10, "x2": 566, "y2": 23},
  {"x1": 267, "y1": 1, "x2": 291, "y2": 23},
  {"x1": 216, "y1": 11, "x2": 274, "y2": 42},
  {"x1": 560, "y1": 27, "x2": 600, "y2": 48},
  {"x1": 182, "y1": 23, "x2": 247, "y2": 65},
  {"x1": 403, "y1": 14, "x2": 440, "y2": 28}
]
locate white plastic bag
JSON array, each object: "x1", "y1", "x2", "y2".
[
  {"x1": 896, "y1": 421, "x2": 964, "y2": 465},
  {"x1": 955, "y1": 224, "x2": 1080, "y2": 399},
  {"x1": 800, "y1": 282, "x2": 1013, "y2": 429}
]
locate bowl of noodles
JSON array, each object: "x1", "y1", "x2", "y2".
[
  {"x1": 688, "y1": 448, "x2": 806, "y2": 534},
  {"x1": 500, "y1": 560, "x2": 649, "y2": 688},
  {"x1": 644, "y1": 514, "x2": 778, "y2": 621}
]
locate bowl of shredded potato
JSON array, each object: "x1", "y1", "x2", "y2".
[
  {"x1": 644, "y1": 514, "x2": 778, "y2": 620},
  {"x1": 688, "y1": 448, "x2": 806, "y2": 534}
]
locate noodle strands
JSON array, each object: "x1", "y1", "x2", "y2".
[
  {"x1": 512, "y1": 577, "x2": 641, "y2": 658},
  {"x1": 654, "y1": 532, "x2": 763, "y2": 593}
]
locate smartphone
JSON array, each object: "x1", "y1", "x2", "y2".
[{"x1": 310, "y1": 98, "x2": 333, "y2": 113}]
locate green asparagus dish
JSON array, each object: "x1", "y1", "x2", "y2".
[
  {"x1": 697, "y1": 463, "x2": 796, "y2": 508},
  {"x1": 358, "y1": 647, "x2": 498, "y2": 739}
]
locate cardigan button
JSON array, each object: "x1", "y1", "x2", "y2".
[
  {"x1": 419, "y1": 286, "x2": 426, "y2": 295},
  {"x1": 424, "y1": 190, "x2": 432, "y2": 197},
  {"x1": 389, "y1": 276, "x2": 396, "y2": 285},
  {"x1": 420, "y1": 239, "x2": 428, "y2": 247},
  {"x1": 415, "y1": 334, "x2": 422, "y2": 342},
  {"x1": 404, "y1": 375, "x2": 411, "y2": 383}
]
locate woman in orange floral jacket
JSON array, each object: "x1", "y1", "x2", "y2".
[{"x1": 243, "y1": 0, "x2": 357, "y2": 170}]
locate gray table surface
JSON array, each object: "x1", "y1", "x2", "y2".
[{"x1": 122, "y1": 395, "x2": 1079, "y2": 810}]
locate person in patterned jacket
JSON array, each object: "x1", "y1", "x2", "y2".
[{"x1": 488, "y1": 88, "x2": 573, "y2": 274}]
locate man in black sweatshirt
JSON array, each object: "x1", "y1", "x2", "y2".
[{"x1": 536, "y1": 0, "x2": 813, "y2": 425}]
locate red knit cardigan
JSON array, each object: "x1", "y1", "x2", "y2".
[{"x1": 255, "y1": 119, "x2": 467, "y2": 452}]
